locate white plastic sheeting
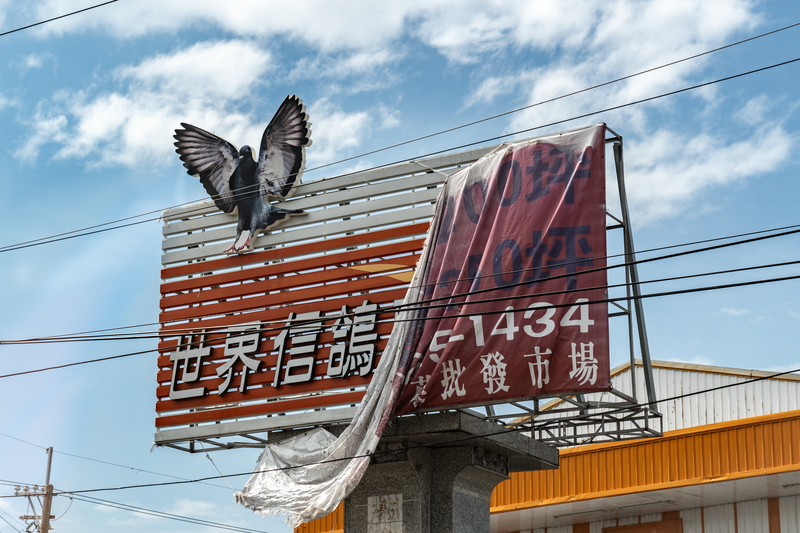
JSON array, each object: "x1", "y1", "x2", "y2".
[{"x1": 233, "y1": 165, "x2": 446, "y2": 528}]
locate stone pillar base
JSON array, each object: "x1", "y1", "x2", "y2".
[{"x1": 344, "y1": 411, "x2": 558, "y2": 533}]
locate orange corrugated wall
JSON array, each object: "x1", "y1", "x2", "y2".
[
  {"x1": 491, "y1": 409, "x2": 800, "y2": 512},
  {"x1": 295, "y1": 503, "x2": 343, "y2": 533}
]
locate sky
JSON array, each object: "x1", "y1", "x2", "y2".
[{"x1": 1, "y1": 0, "x2": 799, "y2": 532}]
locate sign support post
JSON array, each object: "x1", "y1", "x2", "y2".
[
  {"x1": 608, "y1": 131, "x2": 658, "y2": 412},
  {"x1": 343, "y1": 411, "x2": 558, "y2": 533}
]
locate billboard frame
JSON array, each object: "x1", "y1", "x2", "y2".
[{"x1": 154, "y1": 127, "x2": 661, "y2": 452}]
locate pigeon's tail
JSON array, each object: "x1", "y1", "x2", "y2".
[
  {"x1": 260, "y1": 205, "x2": 306, "y2": 231},
  {"x1": 273, "y1": 207, "x2": 305, "y2": 215}
]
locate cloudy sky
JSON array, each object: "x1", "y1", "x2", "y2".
[{"x1": 1, "y1": 0, "x2": 799, "y2": 531}]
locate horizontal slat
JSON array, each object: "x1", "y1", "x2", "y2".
[
  {"x1": 161, "y1": 204, "x2": 435, "y2": 265},
  {"x1": 159, "y1": 287, "x2": 408, "y2": 331},
  {"x1": 161, "y1": 222, "x2": 429, "y2": 280},
  {"x1": 153, "y1": 406, "x2": 359, "y2": 443},
  {"x1": 162, "y1": 239, "x2": 423, "y2": 297},
  {"x1": 161, "y1": 254, "x2": 417, "y2": 309},
  {"x1": 159, "y1": 269, "x2": 411, "y2": 323},
  {"x1": 156, "y1": 390, "x2": 366, "y2": 427},
  {"x1": 163, "y1": 169, "x2": 448, "y2": 237},
  {"x1": 162, "y1": 185, "x2": 440, "y2": 250}
]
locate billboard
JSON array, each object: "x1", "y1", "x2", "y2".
[
  {"x1": 394, "y1": 124, "x2": 609, "y2": 413},
  {"x1": 155, "y1": 126, "x2": 609, "y2": 446}
]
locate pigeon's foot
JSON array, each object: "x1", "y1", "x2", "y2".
[{"x1": 225, "y1": 230, "x2": 252, "y2": 254}]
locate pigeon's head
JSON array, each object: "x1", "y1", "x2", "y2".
[{"x1": 239, "y1": 145, "x2": 254, "y2": 160}]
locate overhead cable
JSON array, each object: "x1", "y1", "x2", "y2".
[
  {"x1": 0, "y1": 0, "x2": 119, "y2": 38},
  {"x1": 3, "y1": 222, "x2": 799, "y2": 346},
  {"x1": 2, "y1": 268, "x2": 799, "y2": 380},
  {"x1": 54, "y1": 364, "x2": 800, "y2": 495},
  {"x1": 2, "y1": 23, "x2": 799, "y2": 253},
  {"x1": 0, "y1": 431, "x2": 229, "y2": 490},
  {"x1": 3, "y1": 220, "x2": 799, "y2": 343},
  {"x1": 67, "y1": 493, "x2": 271, "y2": 533}
]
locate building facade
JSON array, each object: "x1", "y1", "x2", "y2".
[{"x1": 300, "y1": 360, "x2": 800, "y2": 532}]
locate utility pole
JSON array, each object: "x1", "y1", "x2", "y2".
[
  {"x1": 41, "y1": 447, "x2": 53, "y2": 533},
  {"x1": 15, "y1": 447, "x2": 55, "y2": 533}
]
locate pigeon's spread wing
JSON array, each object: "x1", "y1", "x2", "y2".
[
  {"x1": 257, "y1": 95, "x2": 312, "y2": 199},
  {"x1": 174, "y1": 124, "x2": 240, "y2": 213}
]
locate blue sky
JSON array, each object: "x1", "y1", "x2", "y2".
[{"x1": 1, "y1": 1, "x2": 799, "y2": 532}]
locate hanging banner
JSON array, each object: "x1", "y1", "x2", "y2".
[{"x1": 394, "y1": 124, "x2": 609, "y2": 414}]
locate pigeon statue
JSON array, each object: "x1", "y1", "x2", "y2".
[{"x1": 174, "y1": 95, "x2": 312, "y2": 254}]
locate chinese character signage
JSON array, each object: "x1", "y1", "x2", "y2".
[
  {"x1": 166, "y1": 300, "x2": 383, "y2": 401},
  {"x1": 394, "y1": 124, "x2": 610, "y2": 414}
]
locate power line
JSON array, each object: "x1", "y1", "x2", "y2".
[
  {"x1": 0, "y1": 0, "x2": 119, "y2": 38},
  {"x1": 66, "y1": 493, "x2": 272, "y2": 533},
  {"x1": 2, "y1": 220, "x2": 799, "y2": 346},
  {"x1": 54, "y1": 364, "x2": 800, "y2": 496},
  {"x1": 2, "y1": 21, "x2": 799, "y2": 254},
  {"x1": 0, "y1": 221, "x2": 796, "y2": 377},
  {"x1": 3, "y1": 220, "x2": 799, "y2": 345},
  {"x1": 5, "y1": 254, "x2": 800, "y2": 346},
  {"x1": 0, "y1": 432, "x2": 229, "y2": 490},
  {"x1": 0, "y1": 510, "x2": 23, "y2": 533},
  {"x1": 2, "y1": 268, "x2": 799, "y2": 380}
]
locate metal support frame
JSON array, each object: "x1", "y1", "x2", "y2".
[{"x1": 607, "y1": 127, "x2": 658, "y2": 412}]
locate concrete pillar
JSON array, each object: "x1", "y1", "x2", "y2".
[{"x1": 344, "y1": 412, "x2": 558, "y2": 533}]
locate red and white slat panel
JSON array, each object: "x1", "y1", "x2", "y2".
[{"x1": 155, "y1": 147, "x2": 494, "y2": 446}]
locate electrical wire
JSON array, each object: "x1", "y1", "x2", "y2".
[
  {"x1": 0, "y1": 0, "x2": 119, "y2": 38},
  {"x1": 3, "y1": 219, "x2": 799, "y2": 345},
  {"x1": 0, "y1": 228, "x2": 799, "y2": 378},
  {"x1": 5, "y1": 254, "x2": 800, "y2": 346},
  {"x1": 53, "y1": 364, "x2": 800, "y2": 496},
  {"x1": 0, "y1": 432, "x2": 229, "y2": 490},
  {"x1": 2, "y1": 20, "x2": 799, "y2": 254},
  {"x1": 1, "y1": 272, "x2": 799, "y2": 379},
  {"x1": 54, "y1": 494, "x2": 73, "y2": 520},
  {"x1": 0, "y1": 511, "x2": 23, "y2": 533},
  {"x1": 66, "y1": 493, "x2": 271, "y2": 533}
]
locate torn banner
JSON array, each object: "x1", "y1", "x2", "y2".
[{"x1": 235, "y1": 124, "x2": 610, "y2": 527}]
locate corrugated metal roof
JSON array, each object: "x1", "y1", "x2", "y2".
[
  {"x1": 491, "y1": 409, "x2": 800, "y2": 512},
  {"x1": 531, "y1": 360, "x2": 800, "y2": 439}
]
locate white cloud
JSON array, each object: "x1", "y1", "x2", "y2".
[
  {"x1": 735, "y1": 95, "x2": 771, "y2": 126},
  {"x1": 14, "y1": 110, "x2": 68, "y2": 161},
  {"x1": 0, "y1": 92, "x2": 15, "y2": 110},
  {"x1": 15, "y1": 40, "x2": 272, "y2": 167},
  {"x1": 623, "y1": 124, "x2": 792, "y2": 224},
  {"x1": 16, "y1": 39, "x2": 395, "y2": 170},
  {"x1": 23, "y1": 52, "x2": 52, "y2": 69},
  {"x1": 307, "y1": 98, "x2": 372, "y2": 164},
  {"x1": 116, "y1": 40, "x2": 271, "y2": 100},
  {"x1": 33, "y1": 0, "x2": 421, "y2": 49},
  {"x1": 720, "y1": 307, "x2": 751, "y2": 316},
  {"x1": 288, "y1": 48, "x2": 402, "y2": 94}
]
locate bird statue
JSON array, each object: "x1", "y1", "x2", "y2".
[{"x1": 173, "y1": 95, "x2": 312, "y2": 254}]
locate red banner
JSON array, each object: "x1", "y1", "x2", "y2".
[{"x1": 394, "y1": 124, "x2": 609, "y2": 414}]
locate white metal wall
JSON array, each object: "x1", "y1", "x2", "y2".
[
  {"x1": 589, "y1": 519, "x2": 617, "y2": 533},
  {"x1": 736, "y1": 499, "x2": 769, "y2": 533},
  {"x1": 626, "y1": 363, "x2": 800, "y2": 432},
  {"x1": 693, "y1": 504, "x2": 735, "y2": 533},
  {"x1": 533, "y1": 361, "x2": 800, "y2": 438},
  {"x1": 780, "y1": 494, "x2": 800, "y2": 532},
  {"x1": 514, "y1": 500, "x2": 781, "y2": 532},
  {"x1": 680, "y1": 508, "x2": 703, "y2": 533}
]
